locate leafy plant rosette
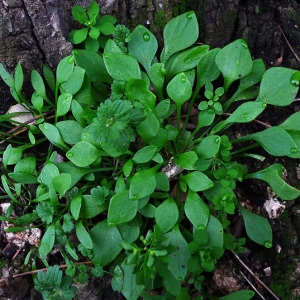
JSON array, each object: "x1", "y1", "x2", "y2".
[{"x1": 1, "y1": 2, "x2": 300, "y2": 299}]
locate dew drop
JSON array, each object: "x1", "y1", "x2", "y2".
[
  {"x1": 138, "y1": 25, "x2": 143, "y2": 30},
  {"x1": 178, "y1": 277, "x2": 183, "y2": 282},
  {"x1": 214, "y1": 137, "x2": 220, "y2": 143},
  {"x1": 291, "y1": 147, "x2": 298, "y2": 154},
  {"x1": 35, "y1": 92, "x2": 39, "y2": 97},
  {"x1": 108, "y1": 222, "x2": 116, "y2": 228},
  {"x1": 143, "y1": 33, "x2": 150, "y2": 42},
  {"x1": 67, "y1": 152, "x2": 73, "y2": 158},
  {"x1": 241, "y1": 40, "x2": 248, "y2": 49},
  {"x1": 181, "y1": 76, "x2": 186, "y2": 83},
  {"x1": 290, "y1": 79, "x2": 300, "y2": 87},
  {"x1": 198, "y1": 224, "x2": 205, "y2": 230},
  {"x1": 264, "y1": 241, "x2": 272, "y2": 248},
  {"x1": 68, "y1": 56, "x2": 75, "y2": 64},
  {"x1": 209, "y1": 183, "x2": 214, "y2": 188},
  {"x1": 262, "y1": 103, "x2": 267, "y2": 108},
  {"x1": 130, "y1": 194, "x2": 138, "y2": 200},
  {"x1": 186, "y1": 11, "x2": 194, "y2": 20},
  {"x1": 104, "y1": 54, "x2": 109, "y2": 59},
  {"x1": 208, "y1": 108, "x2": 215, "y2": 114}
]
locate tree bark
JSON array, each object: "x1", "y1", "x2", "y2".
[{"x1": 0, "y1": 0, "x2": 300, "y2": 112}]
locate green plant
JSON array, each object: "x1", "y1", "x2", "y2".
[
  {"x1": 33, "y1": 265, "x2": 76, "y2": 299},
  {"x1": 1, "y1": 2, "x2": 300, "y2": 299}
]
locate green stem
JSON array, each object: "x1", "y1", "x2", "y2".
[{"x1": 230, "y1": 142, "x2": 260, "y2": 155}]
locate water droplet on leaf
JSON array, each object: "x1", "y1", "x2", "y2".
[
  {"x1": 104, "y1": 54, "x2": 109, "y2": 58},
  {"x1": 209, "y1": 183, "x2": 214, "y2": 188},
  {"x1": 138, "y1": 25, "x2": 143, "y2": 30},
  {"x1": 290, "y1": 79, "x2": 300, "y2": 87},
  {"x1": 68, "y1": 56, "x2": 75, "y2": 64},
  {"x1": 208, "y1": 108, "x2": 215, "y2": 114},
  {"x1": 35, "y1": 92, "x2": 39, "y2": 97},
  {"x1": 108, "y1": 222, "x2": 116, "y2": 227},
  {"x1": 67, "y1": 152, "x2": 73, "y2": 158},
  {"x1": 214, "y1": 137, "x2": 220, "y2": 143},
  {"x1": 181, "y1": 76, "x2": 186, "y2": 83},
  {"x1": 186, "y1": 11, "x2": 194, "y2": 20},
  {"x1": 291, "y1": 147, "x2": 298, "y2": 154},
  {"x1": 130, "y1": 194, "x2": 138, "y2": 200},
  {"x1": 264, "y1": 241, "x2": 272, "y2": 248},
  {"x1": 290, "y1": 71, "x2": 300, "y2": 87},
  {"x1": 262, "y1": 103, "x2": 267, "y2": 108},
  {"x1": 198, "y1": 224, "x2": 205, "y2": 229},
  {"x1": 143, "y1": 33, "x2": 150, "y2": 42}
]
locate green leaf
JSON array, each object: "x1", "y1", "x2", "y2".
[
  {"x1": 56, "y1": 93, "x2": 72, "y2": 118},
  {"x1": 70, "y1": 192, "x2": 82, "y2": 220},
  {"x1": 36, "y1": 203, "x2": 54, "y2": 225},
  {"x1": 173, "y1": 151, "x2": 198, "y2": 170},
  {"x1": 88, "y1": 1, "x2": 99, "y2": 21},
  {"x1": 225, "y1": 101, "x2": 266, "y2": 123},
  {"x1": 129, "y1": 168, "x2": 156, "y2": 200},
  {"x1": 43, "y1": 65, "x2": 55, "y2": 94},
  {"x1": 206, "y1": 215, "x2": 224, "y2": 251},
  {"x1": 163, "y1": 224, "x2": 190, "y2": 280},
  {"x1": 240, "y1": 126, "x2": 297, "y2": 157},
  {"x1": 132, "y1": 146, "x2": 158, "y2": 164},
  {"x1": 90, "y1": 220, "x2": 123, "y2": 266},
  {"x1": 72, "y1": 5, "x2": 87, "y2": 24},
  {"x1": 279, "y1": 111, "x2": 300, "y2": 132},
  {"x1": 149, "y1": 63, "x2": 165, "y2": 100},
  {"x1": 14, "y1": 63, "x2": 24, "y2": 93},
  {"x1": 8, "y1": 173, "x2": 38, "y2": 184},
  {"x1": 39, "y1": 224, "x2": 55, "y2": 258},
  {"x1": 0, "y1": 63, "x2": 14, "y2": 88},
  {"x1": 196, "y1": 48, "x2": 221, "y2": 89},
  {"x1": 52, "y1": 173, "x2": 71, "y2": 198},
  {"x1": 73, "y1": 50, "x2": 111, "y2": 83},
  {"x1": 185, "y1": 189, "x2": 209, "y2": 228},
  {"x1": 108, "y1": 190, "x2": 138, "y2": 226},
  {"x1": 128, "y1": 25, "x2": 158, "y2": 73},
  {"x1": 219, "y1": 290, "x2": 255, "y2": 300},
  {"x1": 228, "y1": 59, "x2": 265, "y2": 104},
  {"x1": 167, "y1": 45, "x2": 209, "y2": 78},
  {"x1": 56, "y1": 120, "x2": 83, "y2": 145},
  {"x1": 38, "y1": 163, "x2": 59, "y2": 186},
  {"x1": 183, "y1": 171, "x2": 213, "y2": 192},
  {"x1": 196, "y1": 135, "x2": 220, "y2": 159},
  {"x1": 56, "y1": 56, "x2": 75, "y2": 85},
  {"x1": 67, "y1": 141, "x2": 102, "y2": 167},
  {"x1": 161, "y1": 11, "x2": 199, "y2": 63},
  {"x1": 76, "y1": 221, "x2": 93, "y2": 249},
  {"x1": 98, "y1": 22, "x2": 115, "y2": 35},
  {"x1": 39, "y1": 122, "x2": 68, "y2": 150},
  {"x1": 103, "y1": 52, "x2": 141, "y2": 81},
  {"x1": 239, "y1": 204, "x2": 272, "y2": 247},
  {"x1": 167, "y1": 73, "x2": 192, "y2": 107},
  {"x1": 120, "y1": 261, "x2": 144, "y2": 300},
  {"x1": 126, "y1": 79, "x2": 156, "y2": 111},
  {"x1": 256, "y1": 67, "x2": 299, "y2": 106},
  {"x1": 14, "y1": 156, "x2": 36, "y2": 174},
  {"x1": 216, "y1": 39, "x2": 252, "y2": 91},
  {"x1": 245, "y1": 164, "x2": 300, "y2": 200},
  {"x1": 2, "y1": 145, "x2": 23, "y2": 168},
  {"x1": 155, "y1": 197, "x2": 178, "y2": 233},
  {"x1": 31, "y1": 70, "x2": 48, "y2": 101},
  {"x1": 60, "y1": 66, "x2": 85, "y2": 94},
  {"x1": 136, "y1": 112, "x2": 160, "y2": 141}
]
